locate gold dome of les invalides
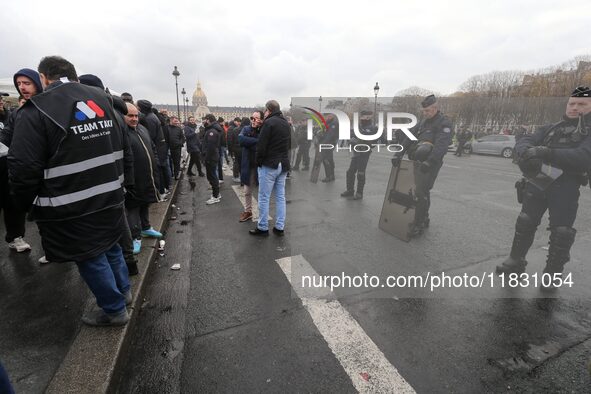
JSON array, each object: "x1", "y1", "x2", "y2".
[{"x1": 192, "y1": 80, "x2": 208, "y2": 107}]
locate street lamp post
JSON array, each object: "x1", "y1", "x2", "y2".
[
  {"x1": 181, "y1": 87, "x2": 186, "y2": 121},
  {"x1": 373, "y1": 82, "x2": 380, "y2": 125},
  {"x1": 319, "y1": 95, "x2": 323, "y2": 114},
  {"x1": 172, "y1": 66, "x2": 181, "y2": 119}
]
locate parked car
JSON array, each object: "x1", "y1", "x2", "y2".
[{"x1": 465, "y1": 134, "x2": 516, "y2": 158}]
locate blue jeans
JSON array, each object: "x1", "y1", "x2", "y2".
[
  {"x1": 0, "y1": 360, "x2": 14, "y2": 394},
  {"x1": 257, "y1": 163, "x2": 287, "y2": 231},
  {"x1": 76, "y1": 243, "x2": 130, "y2": 315}
]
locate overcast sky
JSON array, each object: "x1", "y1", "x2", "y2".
[{"x1": 2, "y1": 0, "x2": 589, "y2": 108}]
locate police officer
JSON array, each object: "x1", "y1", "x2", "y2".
[
  {"x1": 496, "y1": 87, "x2": 591, "y2": 289},
  {"x1": 341, "y1": 110, "x2": 375, "y2": 200},
  {"x1": 293, "y1": 120, "x2": 311, "y2": 171},
  {"x1": 454, "y1": 127, "x2": 472, "y2": 157},
  {"x1": 320, "y1": 114, "x2": 339, "y2": 182},
  {"x1": 392, "y1": 95, "x2": 453, "y2": 237}
]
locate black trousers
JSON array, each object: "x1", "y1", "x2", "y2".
[
  {"x1": 118, "y1": 208, "x2": 135, "y2": 263},
  {"x1": 232, "y1": 150, "x2": 242, "y2": 179},
  {"x1": 217, "y1": 152, "x2": 224, "y2": 181},
  {"x1": 127, "y1": 204, "x2": 151, "y2": 240},
  {"x1": 455, "y1": 141, "x2": 466, "y2": 156},
  {"x1": 0, "y1": 160, "x2": 26, "y2": 243},
  {"x1": 322, "y1": 149, "x2": 335, "y2": 178},
  {"x1": 187, "y1": 151, "x2": 203, "y2": 175},
  {"x1": 159, "y1": 164, "x2": 170, "y2": 193},
  {"x1": 170, "y1": 146, "x2": 182, "y2": 178},
  {"x1": 521, "y1": 175, "x2": 580, "y2": 228},
  {"x1": 294, "y1": 143, "x2": 310, "y2": 169},
  {"x1": 346, "y1": 153, "x2": 371, "y2": 194},
  {"x1": 206, "y1": 160, "x2": 220, "y2": 197},
  {"x1": 414, "y1": 162, "x2": 442, "y2": 225}
]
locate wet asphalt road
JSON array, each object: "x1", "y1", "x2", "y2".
[
  {"x1": 0, "y1": 211, "x2": 89, "y2": 393},
  {"x1": 108, "y1": 151, "x2": 591, "y2": 392}
]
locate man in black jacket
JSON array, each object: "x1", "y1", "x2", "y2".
[
  {"x1": 202, "y1": 114, "x2": 223, "y2": 204},
  {"x1": 227, "y1": 117, "x2": 244, "y2": 182},
  {"x1": 78, "y1": 74, "x2": 138, "y2": 275},
  {"x1": 496, "y1": 87, "x2": 591, "y2": 290},
  {"x1": 249, "y1": 100, "x2": 290, "y2": 236},
  {"x1": 8, "y1": 56, "x2": 131, "y2": 326},
  {"x1": 168, "y1": 116, "x2": 186, "y2": 179},
  {"x1": 184, "y1": 116, "x2": 204, "y2": 176},
  {"x1": 0, "y1": 68, "x2": 44, "y2": 254},
  {"x1": 123, "y1": 103, "x2": 162, "y2": 255},
  {"x1": 137, "y1": 100, "x2": 169, "y2": 195}
]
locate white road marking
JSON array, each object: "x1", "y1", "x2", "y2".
[
  {"x1": 276, "y1": 255, "x2": 416, "y2": 394},
  {"x1": 231, "y1": 185, "x2": 271, "y2": 222},
  {"x1": 226, "y1": 162, "x2": 274, "y2": 222}
]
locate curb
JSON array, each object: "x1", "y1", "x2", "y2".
[{"x1": 45, "y1": 178, "x2": 182, "y2": 394}]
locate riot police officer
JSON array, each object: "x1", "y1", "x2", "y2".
[
  {"x1": 320, "y1": 114, "x2": 339, "y2": 182},
  {"x1": 341, "y1": 110, "x2": 375, "y2": 200},
  {"x1": 496, "y1": 87, "x2": 591, "y2": 289},
  {"x1": 454, "y1": 127, "x2": 472, "y2": 157},
  {"x1": 392, "y1": 95, "x2": 453, "y2": 237}
]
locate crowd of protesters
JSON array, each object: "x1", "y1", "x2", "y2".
[{"x1": 0, "y1": 55, "x2": 293, "y2": 348}]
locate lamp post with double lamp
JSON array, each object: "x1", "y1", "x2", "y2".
[
  {"x1": 373, "y1": 82, "x2": 380, "y2": 125},
  {"x1": 172, "y1": 66, "x2": 181, "y2": 118},
  {"x1": 181, "y1": 87, "x2": 187, "y2": 121}
]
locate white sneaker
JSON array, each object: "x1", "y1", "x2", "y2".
[
  {"x1": 233, "y1": 177, "x2": 240, "y2": 183},
  {"x1": 39, "y1": 255, "x2": 51, "y2": 264},
  {"x1": 8, "y1": 237, "x2": 31, "y2": 252},
  {"x1": 219, "y1": 180, "x2": 224, "y2": 184},
  {"x1": 206, "y1": 195, "x2": 221, "y2": 205}
]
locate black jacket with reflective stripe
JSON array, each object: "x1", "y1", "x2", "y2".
[{"x1": 8, "y1": 81, "x2": 125, "y2": 222}]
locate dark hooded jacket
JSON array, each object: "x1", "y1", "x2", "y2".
[
  {"x1": 202, "y1": 121, "x2": 223, "y2": 162},
  {"x1": 238, "y1": 125, "x2": 260, "y2": 185},
  {"x1": 1, "y1": 69, "x2": 44, "y2": 147},
  {"x1": 137, "y1": 100, "x2": 167, "y2": 164},
  {"x1": 13, "y1": 68, "x2": 43, "y2": 97},
  {"x1": 184, "y1": 122, "x2": 201, "y2": 153},
  {"x1": 228, "y1": 119, "x2": 248, "y2": 154},
  {"x1": 124, "y1": 124, "x2": 160, "y2": 208},
  {"x1": 168, "y1": 124, "x2": 186, "y2": 148}
]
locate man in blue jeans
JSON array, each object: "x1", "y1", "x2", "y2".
[
  {"x1": 249, "y1": 100, "x2": 291, "y2": 236},
  {"x1": 8, "y1": 56, "x2": 131, "y2": 326}
]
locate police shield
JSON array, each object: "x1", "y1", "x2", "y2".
[{"x1": 379, "y1": 159, "x2": 416, "y2": 242}]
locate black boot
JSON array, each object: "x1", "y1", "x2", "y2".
[
  {"x1": 340, "y1": 190, "x2": 354, "y2": 197},
  {"x1": 496, "y1": 213, "x2": 537, "y2": 274},
  {"x1": 541, "y1": 226, "x2": 576, "y2": 291},
  {"x1": 407, "y1": 222, "x2": 424, "y2": 238},
  {"x1": 126, "y1": 259, "x2": 139, "y2": 276}
]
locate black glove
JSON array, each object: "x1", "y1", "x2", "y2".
[
  {"x1": 518, "y1": 158, "x2": 543, "y2": 177},
  {"x1": 419, "y1": 160, "x2": 433, "y2": 173},
  {"x1": 521, "y1": 146, "x2": 551, "y2": 161},
  {"x1": 391, "y1": 156, "x2": 402, "y2": 167}
]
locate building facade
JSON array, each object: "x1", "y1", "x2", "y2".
[{"x1": 156, "y1": 80, "x2": 257, "y2": 122}]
